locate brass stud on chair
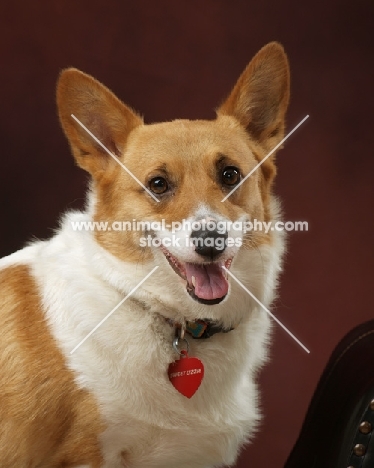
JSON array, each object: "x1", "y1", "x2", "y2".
[
  {"x1": 359, "y1": 421, "x2": 372, "y2": 434},
  {"x1": 370, "y1": 399, "x2": 374, "y2": 411},
  {"x1": 353, "y1": 443, "x2": 366, "y2": 457}
]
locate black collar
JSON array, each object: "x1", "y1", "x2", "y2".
[{"x1": 166, "y1": 318, "x2": 235, "y2": 339}]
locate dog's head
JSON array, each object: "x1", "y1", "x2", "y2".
[{"x1": 57, "y1": 42, "x2": 289, "y2": 309}]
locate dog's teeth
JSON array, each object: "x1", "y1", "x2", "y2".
[{"x1": 191, "y1": 276, "x2": 196, "y2": 287}]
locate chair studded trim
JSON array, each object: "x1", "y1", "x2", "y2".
[
  {"x1": 347, "y1": 397, "x2": 374, "y2": 468},
  {"x1": 284, "y1": 320, "x2": 374, "y2": 468}
]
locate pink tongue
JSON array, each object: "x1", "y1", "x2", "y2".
[{"x1": 185, "y1": 263, "x2": 228, "y2": 301}]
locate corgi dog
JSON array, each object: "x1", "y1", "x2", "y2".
[{"x1": 0, "y1": 42, "x2": 289, "y2": 468}]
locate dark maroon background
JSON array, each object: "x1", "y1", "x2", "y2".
[{"x1": 1, "y1": 1, "x2": 373, "y2": 466}]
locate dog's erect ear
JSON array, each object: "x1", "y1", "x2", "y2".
[
  {"x1": 217, "y1": 42, "x2": 290, "y2": 148},
  {"x1": 57, "y1": 68, "x2": 143, "y2": 176}
]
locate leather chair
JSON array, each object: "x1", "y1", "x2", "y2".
[{"x1": 284, "y1": 320, "x2": 374, "y2": 468}]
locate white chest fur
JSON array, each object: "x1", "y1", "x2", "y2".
[{"x1": 7, "y1": 212, "x2": 279, "y2": 468}]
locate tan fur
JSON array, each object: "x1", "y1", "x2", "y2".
[
  {"x1": 92, "y1": 118, "x2": 270, "y2": 261},
  {"x1": 0, "y1": 266, "x2": 104, "y2": 468},
  {"x1": 57, "y1": 43, "x2": 289, "y2": 262}
]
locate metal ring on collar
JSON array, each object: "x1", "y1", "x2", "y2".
[{"x1": 172, "y1": 336, "x2": 190, "y2": 356}]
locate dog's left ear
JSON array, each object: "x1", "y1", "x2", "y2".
[
  {"x1": 217, "y1": 42, "x2": 290, "y2": 150},
  {"x1": 57, "y1": 68, "x2": 143, "y2": 178}
]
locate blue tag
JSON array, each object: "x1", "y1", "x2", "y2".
[{"x1": 186, "y1": 320, "x2": 207, "y2": 338}]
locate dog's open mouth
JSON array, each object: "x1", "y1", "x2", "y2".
[{"x1": 161, "y1": 247, "x2": 232, "y2": 305}]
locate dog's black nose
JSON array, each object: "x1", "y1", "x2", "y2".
[{"x1": 190, "y1": 228, "x2": 228, "y2": 259}]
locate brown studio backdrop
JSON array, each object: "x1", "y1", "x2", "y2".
[{"x1": 0, "y1": 1, "x2": 373, "y2": 466}]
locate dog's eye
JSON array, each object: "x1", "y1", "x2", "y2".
[
  {"x1": 149, "y1": 177, "x2": 169, "y2": 194},
  {"x1": 221, "y1": 166, "x2": 240, "y2": 186}
]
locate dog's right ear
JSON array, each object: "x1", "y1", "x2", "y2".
[
  {"x1": 217, "y1": 42, "x2": 290, "y2": 150},
  {"x1": 57, "y1": 69, "x2": 143, "y2": 177}
]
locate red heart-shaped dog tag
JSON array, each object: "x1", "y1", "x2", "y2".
[{"x1": 168, "y1": 351, "x2": 204, "y2": 398}]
